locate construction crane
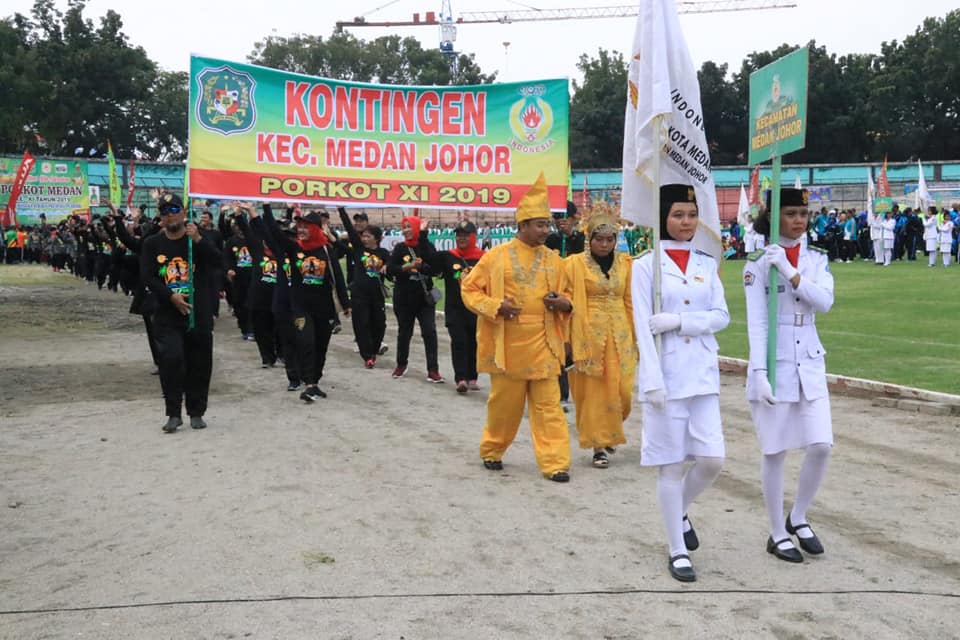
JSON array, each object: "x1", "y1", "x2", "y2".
[{"x1": 337, "y1": 1, "x2": 797, "y2": 74}]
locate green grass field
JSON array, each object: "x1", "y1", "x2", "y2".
[{"x1": 715, "y1": 257, "x2": 960, "y2": 395}]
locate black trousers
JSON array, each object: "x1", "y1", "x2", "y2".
[
  {"x1": 446, "y1": 309, "x2": 478, "y2": 382},
  {"x1": 275, "y1": 311, "x2": 301, "y2": 384},
  {"x1": 351, "y1": 292, "x2": 386, "y2": 360},
  {"x1": 251, "y1": 307, "x2": 277, "y2": 366},
  {"x1": 558, "y1": 370, "x2": 570, "y2": 402},
  {"x1": 232, "y1": 275, "x2": 252, "y2": 334},
  {"x1": 153, "y1": 322, "x2": 213, "y2": 418},
  {"x1": 295, "y1": 310, "x2": 334, "y2": 385},
  {"x1": 394, "y1": 298, "x2": 439, "y2": 371}
]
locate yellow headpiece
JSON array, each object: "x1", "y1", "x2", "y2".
[
  {"x1": 515, "y1": 172, "x2": 551, "y2": 223},
  {"x1": 587, "y1": 214, "x2": 618, "y2": 238}
]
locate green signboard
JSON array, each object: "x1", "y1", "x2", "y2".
[
  {"x1": 0, "y1": 156, "x2": 90, "y2": 223},
  {"x1": 875, "y1": 197, "x2": 893, "y2": 215},
  {"x1": 748, "y1": 47, "x2": 809, "y2": 165}
]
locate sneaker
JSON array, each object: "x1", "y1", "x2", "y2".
[
  {"x1": 190, "y1": 416, "x2": 207, "y2": 430},
  {"x1": 331, "y1": 322, "x2": 342, "y2": 335},
  {"x1": 392, "y1": 365, "x2": 407, "y2": 379},
  {"x1": 162, "y1": 416, "x2": 182, "y2": 433},
  {"x1": 456, "y1": 380, "x2": 468, "y2": 393},
  {"x1": 286, "y1": 381, "x2": 302, "y2": 392},
  {"x1": 150, "y1": 367, "x2": 160, "y2": 376},
  {"x1": 378, "y1": 344, "x2": 389, "y2": 355},
  {"x1": 427, "y1": 370, "x2": 445, "y2": 383},
  {"x1": 245, "y1": 333, "x2": 256, "y2": 341},
  {"x1": 364, "y1": 358, "x2": 376, "y2": 369},
  {"x1": 261, "y1": 361, "x2": 276, "y2": 369},
  {"x1": 299, "y1": 386, "x2": 326, "y2": 402},
  {"x1": 467, "y1": 380, "x2": 480, "y2": 391}
]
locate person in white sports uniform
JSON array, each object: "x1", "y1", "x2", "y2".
[
  {"x1": 880, "y1": 209, "x2": 896, "y2": 266},
  {"x1": 742, "y1": 187, "x2": 834, "y2": 565},
  {"x1": 923, "y1": 207, "x2": 939, "y2": 267},
  {"x1": 937, "y1": 214, "x2": 954, "y2": 267},
  {"x1": 631, "y1": 184, "x2": 729, "y2": 583},
  {"x1": 868, "y1": 207, "x2": 883, "y2": 264}
]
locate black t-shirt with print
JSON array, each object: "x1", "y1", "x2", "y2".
[{"x1": 140, "y1": 232, "x2": 221, "y2": 329}]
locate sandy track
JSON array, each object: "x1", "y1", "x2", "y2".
[{"x1": 1, "y1": 281, "x2": 958, "y2": 639}]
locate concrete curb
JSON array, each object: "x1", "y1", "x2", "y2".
[{"x1": 719, "y1": 356, "x2": 960, "y2": 412}]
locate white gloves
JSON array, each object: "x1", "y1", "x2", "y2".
[
  {"x1": 649, "y1": 313, "x2": 682, "y2": 336},
  {"x1": 755, "y1": 371, "x2": 777, "y2": 406},
  {"x1": 644, "y1": 389, "x2": 666, "y2": 410},
  {"x1": 764, "y1": 245, "x2": 798, "y2": 279}
]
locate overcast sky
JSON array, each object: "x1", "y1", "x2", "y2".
[{"x1": 5, "y1": 0, "x2": 956, "y2": 83}]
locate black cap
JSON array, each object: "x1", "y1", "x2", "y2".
[
  {"x1": 353, "y1": 212, "x2": 368, "y2": 221},
  {"x1": 764, "y1": 187, "x2": 808, "y2": 211},
  {"x1": 299, "y1": 211, "x2": 325, "y2": 226},
  {"x1": 455, "y1": 221, "x2": 477, "y2": 235},
  {"x1": 278, "y1": 219, "x2": 297, "y2": 235},
  {"x1": 158, "y1": 192, "x2": 183, "y2": 211}
]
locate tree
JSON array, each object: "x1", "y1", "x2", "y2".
[
  {"x1": 569, "y1": 49, "x2": 627, "y2": 169},
  {"x1": 698, "y1": 61, "x2": 744, "y2": 165},
  {"x1": 249, "y1": 31, "x2": 496, "y2": 86}
]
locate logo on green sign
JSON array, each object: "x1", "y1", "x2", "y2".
[
  {"x1": 509, "y1": 86, "x2": 555, "y2": 153},
  {"x1": 195, "y1": 65, "x2": 256, "y2": 135}
]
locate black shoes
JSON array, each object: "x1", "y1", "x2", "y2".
[
  {"x1": 786, "y1": 515, "x2": 824, "y2": 555},
  {"x1": 668, "y1": 554, "x2": 697, "y2": 582},
  {"x1": 683, "y1": 514, "x2": 700, "y2": 551},
  {"x1": 548, "y1": 471, "x2": 570, "y2": 483},
  {"x1": 190, "y1": 416, "x2": 207, "y2": 430},
  {"x1": 162, "y1": 416, "x2": 182, "y2": 433},
  {"x1": 767, "y1": 536, "x2": 804, "y2": 563},
  {"x1": 482, "y1": 459, "x2": 503, "y2": 471},
  {"x1": 287, "y1": 381, "x2": 302, "y2": 392},
  {"x1": 300, "y1": 386, "x2": 327, "y2": 402}
]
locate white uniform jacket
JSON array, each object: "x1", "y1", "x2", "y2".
[
  {"x1": 632, "y1": 244, "x2": 729, "y2": 401},
  {"x1": 743, "y1": 244, "x2": 834, "y2": 403},
  {"x1": 868, "y1": 212, "x2": 882, "y2": 241},
  {"x1": 938, "y1": 220, "x2": 954, "y2": 252},
  {"x1": 881, "y1": 217, "x2": 896, "y2": 247},
  {"x1": 923, "y1": 215, "x2": 938, "y2": 251}
]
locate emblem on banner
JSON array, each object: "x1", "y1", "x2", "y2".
[
  {"x1": 195, "y1": 66, "x2": 256, "y2": 135},
  {"x1": 508, "y1": 86, "x2": 555, "y2": 153}
]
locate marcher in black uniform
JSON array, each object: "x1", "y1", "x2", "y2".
[
  {"x1": 545, "y1": 201, "x2": 585, "y2": 407},
  {"x1": 140, "y1": 193, "x2": 221, "y2": 433},
  {"x1": 198, "y1": 209, "x2": 224, "y2": 319},
  {"x1": 388, "y1": 215, "x2": 443, "y2": 382},
  {"x1": 224, "y1": 214, "x2": 255, "y2": 340},
  {"x1": 425, "y1": 220, "x2": 484, "y2": 393},
  {"x1": 266, "y1": 208, "x2": 350, "y2": 402},
  {"x1": 336, "y1": 207, "x2": 390, "y2": 368},
  {"x1": 233, "y1": 205, "x2": 278, "y2": 368},
  {"x1": 337, "y1": 211, "x2": 370, "y2": 286},
  {"x1": 250, "y1": 204, "x2": 302, "y2": 390}
]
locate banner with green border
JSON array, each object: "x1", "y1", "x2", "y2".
[
  {"x1": 187, "y1": 56, "x2": 569, "y2": 211},
  {"x1": 0, "y1": 156, "x2": 90, "y2": 224},
  {"x1": 748, "y1": 47, "x2": 809, "y2": 165}
]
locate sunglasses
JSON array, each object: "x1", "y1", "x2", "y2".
[{"x1": 159, "y1": 206, "x2": 182, "y2": 215}]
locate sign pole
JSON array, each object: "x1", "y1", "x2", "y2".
[{"x1": 766, "y1": 155, "x2": 782, "y2": 389}]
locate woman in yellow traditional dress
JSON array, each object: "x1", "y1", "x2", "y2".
[{"x1": 562, "y1": 215, "x2": 638, "y2": 468}]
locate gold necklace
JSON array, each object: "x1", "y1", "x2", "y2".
[{"x1": 508, "y1": 243, "x2": 545, "y2": 306}]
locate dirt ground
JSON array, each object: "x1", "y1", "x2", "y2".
[{"x1": 1, "y1": 268, "x2": 959, "y2": 639}]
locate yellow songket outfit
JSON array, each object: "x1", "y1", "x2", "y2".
[
  {"x1": 562, "y1": 251, "x2": 638, "y2": 449},
  {"x1": 461, "y1": 238, "x2": 572, "y2": 476}
]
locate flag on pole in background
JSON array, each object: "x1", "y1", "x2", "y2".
[
  {"x1": 621, "y1": 0, "x2": 721, "y2": 259},
  {"x1": 877, "y1": 155, "x2": 891, "y2": 198},
  {"x1": 107, "y1": 141, "x2": 122, "y2": 207},
  {"x1": 737, "y1": 184, "x2": 750, "y2": 226},
  {"x1": 581, "y1": 174, "x2": 590, "y2": 210},
  {"x1": 2, "y1": 150, "x2": 36, "y2": 227},
  {"x1": 747, "y1": 165, "x2": 761, "y2": 215},
  {"x1": 794, "y1": 175, "x2": 802, "y2": 189},
  {"x1": 126, "y1": 158, "x2": 136, "y2": 213},
  {"x1": 866, "y1": 167, "x2": 876, "y2": 216},
  {"x1": 916, "y1": 159, "x2": 932, "y2": 209}
]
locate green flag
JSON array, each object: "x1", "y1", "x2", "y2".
[{"x1": 106, "y1": 141, "x2": 122, "y2": 207}]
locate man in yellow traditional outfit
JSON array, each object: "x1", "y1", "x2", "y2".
[{"x1": 461, "y1": 173, "x2": 574, "y2": 482}]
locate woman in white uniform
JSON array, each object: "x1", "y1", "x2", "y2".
[
  {"x1": 881, "y1": 211, "x2": 895, "y2": 266},
  {"x1": 923, "y1": 208, "x2": 938, "y2": 267},
  {"x1": 937, "y1": 215, "x2": 954, "y2": 267},
  {"x1": 632, "y1": 184, "x2": 729, "y2": 582},
  {"x1": 743, "y1": 187, "x2": 833, "y2": 564}
]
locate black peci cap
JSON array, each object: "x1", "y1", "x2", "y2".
[
  {"x1": 764, "y1": 187, "x2": 809, "y2": 211},
  {"x1": 455, "y1": 220, "x2": 477, "y2": 235},
  {"x1": 158, "y1": 192, "x2": 183, "y2": 211}
]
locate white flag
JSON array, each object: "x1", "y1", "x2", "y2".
[
  {"x1": 737, "y1": 184, "x2": 750, "y2": 226},
  {"x1": 916, "y1": 160, "x2": 932, "y2": 209},
  {"x1": 866, "y1": 167, "x2": 875, "y2": 216},
  {"x1": 621, "y1": 0, "x2": 720, "y2": 259},
  {"x1": 794, "y1": 175, "x2": 802, "y2": 189}
]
